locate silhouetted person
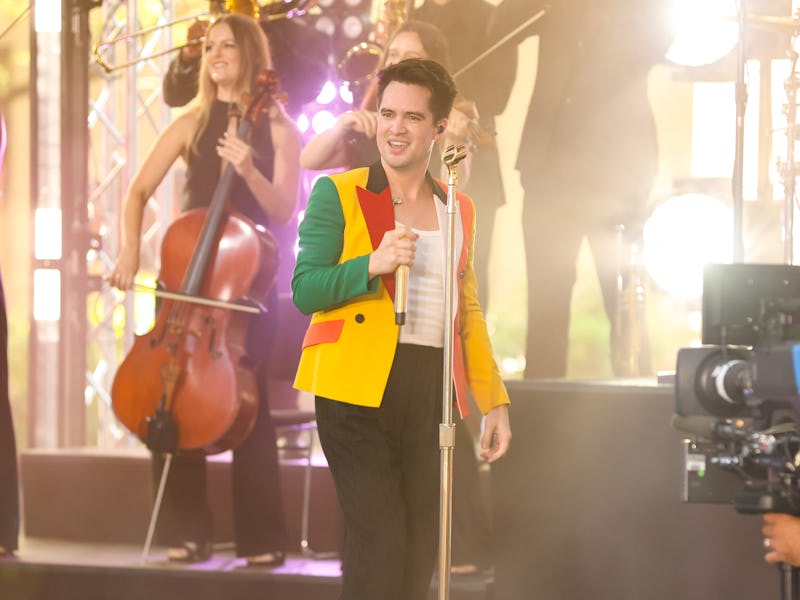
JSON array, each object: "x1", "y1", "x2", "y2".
[
  {"x1": 492, "y1": 0, "x2": 674, "y2": 378},
  {"x1": 0, "y1": 110, "x2": 19, "y2": 557},
  {"x1": 413, "y1": 0, "x2": 517, "y2": 309}
]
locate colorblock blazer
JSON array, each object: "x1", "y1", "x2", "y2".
[{"x1": 292, "y1": 162, "x2": 509, "y2": 417}]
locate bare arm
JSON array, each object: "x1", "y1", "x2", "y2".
[
  {"x1": 300, "y1": 110, "x2": 378, "y2": 171},
  {"x1": 216, "y1": 105, "x2": 301, "y2": 224},
  {"x1": 109, "y1": 112, "x2": 194, "y2": 290}
]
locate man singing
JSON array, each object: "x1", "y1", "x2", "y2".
[{"x1": 292, "y1": 58, "x2": 511, "y2": 598}]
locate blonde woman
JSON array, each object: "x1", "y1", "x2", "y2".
[{"x1": 110, "y1": 13, "x2": 301, "y2": 566}]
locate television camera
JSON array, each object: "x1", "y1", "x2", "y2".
[{"x1": 673, "y1": 264, "x2": 800, "y2": 516}]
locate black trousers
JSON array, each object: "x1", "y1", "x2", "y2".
[
  {"x1": 0, "y1": 269, "x2": 19, "y2": 551},
  {"x1": 316, "y1": 344, "x2": 444, "y2": 600},
  {"x1": 152, "y1": 293, "x2": 288, "y2": 557},
  {"x1": 522, "y1": 176, "x2": 652, "y2": 379}
]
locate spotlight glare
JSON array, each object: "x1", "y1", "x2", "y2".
[
  {"x1": 643, "y1": 193, "x2": 733, "y2": 299},
  {"x1": 33, "y1": 269, "x2": 61, "y2": 321},
  {"x1": 315, "y1": 16, "x2": 335, "y2": 37},
  {"x1": 339, "y1": 82, "x2": 354, "y2": 105},
  {"x1": 316, "y1": 81, "x2": 337, "y2": 105},
  {"x1": 666, "y1": 0, "x2": 739, "y2": 67},
  {"x1": 34, "y1": 0, "x2": 61, "y2": 32},
  {"x1": 35, "y1": 207, "x2": 62, "y2": 260},
  {"x1": 296, "y1": 113, "x2": 310, "y2": 133},
  {"x1": 311, "y1": 110, "x2": 337, "y2": 134},
  {"x1": 341, "y1": 15, "x2": 365, "y2": 40}
]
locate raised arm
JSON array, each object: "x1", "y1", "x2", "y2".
[
  {"x1": 162, "y1": 19, "x2": 208, "y2": 108},
  {"x1": 300, "y1": 109, "x2": 378, "y2": 171}
]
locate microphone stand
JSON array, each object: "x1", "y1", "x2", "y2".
[
  {"x1": 438, "y1": 144, "x2": 467, "y2": 600},
  {"x1": 779, "y1": 561, "x2": 799, "y2": 600}
]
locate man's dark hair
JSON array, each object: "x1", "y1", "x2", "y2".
[{"x1": 376, "y1": 58, "x2": 457, "y2": 123}]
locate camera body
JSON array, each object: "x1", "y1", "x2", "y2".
[{"x1": 674, "y1": 264, "x2": 800, "y2": 515}]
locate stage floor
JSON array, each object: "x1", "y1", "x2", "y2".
[{"x1": 0, "y1": 537, "x2": 493, "y2": 600}]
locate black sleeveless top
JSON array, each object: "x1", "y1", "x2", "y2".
[
  {"x1": 181, "y1": 99, "x2": 275, "y2": 230},
  {"x1": 179, "y1": 99, "x2": 279, "y2": 361}
]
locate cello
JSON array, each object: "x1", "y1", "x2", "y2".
[{"x1": 111, "y1": 70, "x2": 281, "y2": 455}]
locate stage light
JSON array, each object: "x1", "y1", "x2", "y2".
[
  {"x1": 316, "y1": 80, "x2": 337, "y2": 105},
  {"x1": 643, "y1": 193, "x2": 733, "y2": 299},
  {"x1": 339, "y1": 82, "x2": 354, "y2": 105},
  {"x1": 34, "y1": 207, "x2": 62, "y2": 260},
  {"x1": 296, "y1": 113, "x2": 310, "y2": 133},
  {"x1": 666, "y1": 0, "x2": 739, "y2": 67},
  {"x1": 33, "y1": 269, "x2": 61, "y2": 321},
  {"x1": 311, "y1": 109, "x2": 336, "y2": 133},
  {"x1": 341, "y1": 14, "x2": 366, "y2": 40},
  {"x1": 313, "y1": 0, "x2": 372, "y2": 65},
  {"x1": 315, "y1": 15, "x2": 336, "y2": 37},
  {"x1": 34, "y1": 0, "x2": 61, "y2": 33}
]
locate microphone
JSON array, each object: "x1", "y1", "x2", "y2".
[
  {"x1": 395, "y1": 264, "x2": 408, "y2": 325},
  {"x1": 670, "y1": 414, "x2": 749, "y2": 441},
  {"x1": 441, "y1": 144, "x2": 467, "y2": 167}
]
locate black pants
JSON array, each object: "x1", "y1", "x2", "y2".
[
  {"x1": 152, "y1": 295, "x2": 288, "y2": 557},
  {"x1": 316, "y1": 344, "x2": 443, "y2": 600},
  {"x1": 0, "y1": 269, "x2": 19, "y2": 551},
  {"x1": 522, "y1": 178, "x2": 652, "y2": 379},
  {"x1": 151, "y1": 372, "x2": 288, "y2": 556}
]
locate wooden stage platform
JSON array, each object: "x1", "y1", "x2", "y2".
[
  {"x1": 0, "y1": 538, "x2": 493, "y2": 600},
  {"x1": 2, "y1": 442, "x2": 493, "y2": 599},
  {"x1": 1, "y1": 378, "x2": 789, "y2": 599}
]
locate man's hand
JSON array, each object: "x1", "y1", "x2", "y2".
[
  {"x1": 762, "y1": 513, "x2": 800, "y2": 566},
  {"x1": 480, "y1": 404, "x2": 511, "y2": 463},
  {"x1": 180, "y1": 19, "x2": 208, "y2": 63},
  {"x1": 368, "y1": 227, "x2": 418, "y2": 279}
]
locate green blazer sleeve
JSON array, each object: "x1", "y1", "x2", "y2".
[{"x1": 292, "y1": 176, "x2": 379, "y2": 315}]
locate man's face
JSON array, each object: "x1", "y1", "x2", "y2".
[{"x1": 377, "y1": 81, "x2": 440, "y2": 172}]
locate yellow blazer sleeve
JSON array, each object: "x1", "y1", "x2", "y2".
[{"x1": 458, "y1": 195, "x2": 510, "y2": 414}]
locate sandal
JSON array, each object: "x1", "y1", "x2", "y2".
[
  {"x1": 167, "y1": 541, "x2": 213, "y2": 563},
  {"x1": 245, "y1": 551, "x2": 285, "y2": 567}
]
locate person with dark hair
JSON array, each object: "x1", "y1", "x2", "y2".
[
  {"x1": 162, "y1": 13, "x2": 329, "y2": 117},
  {"x1": 292, "y1": 57, "x2": 511, "y2": 599},
  {"x1": 299, "y1": 20, "x2": 476, "y2": 179},
  {"x1": 110, "y1": 13, "x2": 300, "y2": 566},
  {"x1": 301, "y1": 18, "x2": 495, "y2": 577},
  {"x1": 491, "y1": 0, "x2": 674, "y2": 378},
  {"x1": 412, "y1": 0, "x2": 518, "y2": 310},
  {"x1": 0, "y1": 111, "x2": 19, "y2": 559}
]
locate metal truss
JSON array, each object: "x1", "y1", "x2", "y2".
[{"x1": 83, "y1": 0, "x2": 176, "y2": 448}]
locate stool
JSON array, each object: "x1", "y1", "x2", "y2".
[{"x1": 271, "y1": 409, "x2": 334, "y2": 558}]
